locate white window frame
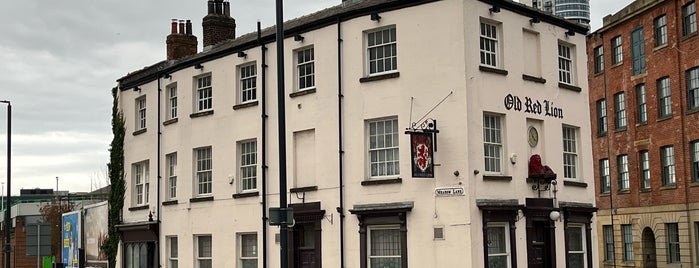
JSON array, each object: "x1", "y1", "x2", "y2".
[
  {"x1": 238, "y1": 233, "x2": 258, "y2": 268},
  {"x1": 483, "y1": 113, "x2": 503, "y2": 174},
  {"x1": 567, "y1": 223, "x2": 587, "y2": 268},
  {"x1": 622, "y1": 224, "x2": 633, "y2": 261},
  {"x1": 658, "y1": 77, "x2": 672, "y2": 117},
  {"x1": 167, "y1": 153, "x2": 177, "y2": 200},
  {"x1": 611, "y1": 36, "x2": 622, "y2": 65},
  {"x1": 195, "y1": 75, "x2": 212, "y2": 112},
  {"x1": 563, "y1": 126, "x2": 579, "y2": 180},
  {"x1": 366, "y1": 26, "x2": 398, "y2": 75},
  {"x1": 195, "y1": 235, "x2": 212, "y2": 268},
  {"x1": 238, "y1": 140, "x2": 257, "y2": 192},
  {"x1": 167, "y1": 84, "x2": 178, "y2": 120},
  {"x1": 600, "y1": 158, "x2": 610, "y2": 193},
  {"x1": 558, "y1": 43, "x2": 574, "y2": 85},
  {"x1": 367, "y1": 225, "x2": 401, "y2": 268},
  {"x1": 637, "y1": 84, "x2": 647, "y2": 123},
  {"x1": 239, "y1": 63, "x2": 257, "y2": 103},
  {"x1": 614, "y1": 92, "x2": 627, "y2": 129},
  {"x1": 167, "y1": 236, "x2": 178, "y2": 268},
  {"x1": 136, "y1": 97, "x2": 147, "y2": 131},
  {"x1": 367, "y1": 117, "x2": 399, "y2": 179},
  {"x1": 486, "y1": 222, "x2": 511, "y2": 268},
  {"x1": 296, "y1": 47, "x2": 315, "y2": 91},
  {"x1": 195, "y1": 147, "x2": 212, "y2": 196},
  {"x1": 661, "y1": 146, "x2": 676, "y2": 185},
  {"x1": 618, "y1": 155, "x2": 629, "y2": 190},
  {"x1": 480, "y1": 20, "x2": 500, "y2": 68},
  {"x1": 133, "y1": 161, "x2": 149, "y2": 206},
  {"x1": 640, "y1": 151, "x2": 651, "y2": 189},
  {"x1": 667, "y1": 223, "x2": 680, "y2": 263}
]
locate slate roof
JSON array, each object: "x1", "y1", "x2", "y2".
[{"x1": 117, "y1": 0, "x2": 588, "y2": 89}]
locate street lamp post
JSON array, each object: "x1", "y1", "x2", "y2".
[{"x1": 1, "y1": 100, "x2": 11, "y2": 268}]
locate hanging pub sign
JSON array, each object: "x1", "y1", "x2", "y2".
[{"x1": 410, "y1": 131, "x2": 434, "y2": 178}]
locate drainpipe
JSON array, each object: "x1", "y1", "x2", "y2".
[
  {"x1": 257, "y1": 21, "x2": 270, "y2": 268},
  {"x1": 156, "y1": 76, "x2": 163, "y2": 268},
  {"x1": 336, "y1": 17, "x2": 346, "y2": 268}
]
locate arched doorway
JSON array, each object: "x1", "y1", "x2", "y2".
[{"x1": 642, "y1": 227, "x2": 657, "y2": 268}]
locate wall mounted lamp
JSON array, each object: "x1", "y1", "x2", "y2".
[
  {"x1": 489, "y1": 5, "x2": 501, "y2": 13},
  {"x1": 565, "y1": 29, "x2": 575, "y2": 36},
  {"x1": 237, "y1": 51, "x2": 247, "y2": 58},
  {"x1": 294, "y1": 34, "x2": 304, "y2": 42},
  {"x1": 194, "y1": 63, "x2": 204, "y2": 69},
  {"x1": 163, "y1": 74, "x2": 171, "y2": 79},
  {"x1": 529, "y1": 17, "x2": 540, "y2": 24},
  {"x1": 370, "y1": 13, "x2": 381, "y2": 22},
  {"x1": 133, "y1": 86, "x2": 142, "y2": 92}
]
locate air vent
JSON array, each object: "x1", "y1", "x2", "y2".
[{"x1": 434, "y1": 227, "x2": 444, "y2": 240}]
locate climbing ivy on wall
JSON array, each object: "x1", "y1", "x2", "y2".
[{"x1": 102, "y1": 86, "x2": 125, "y2": 268}]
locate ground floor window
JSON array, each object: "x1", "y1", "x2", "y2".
[
  {"x1": 123, "y1": 242, "x2": 155, "y2": 268},
  {"x1": 666, "y1": 223, "x2": 680, "y2": 263},
  {"x1": 196, "y1": 235, "x2": 212, "y2": 268},
  {"x1": 566, "y1": 224, "x2": 586, "y2": 268},
  {"x1": 368, "y1": 226, "x2": 402, "y2": 268},
  {"x1": 350, "y1": 201, "x2": 412, "y2": 268},
  {"x1": 486, "y1": 223, "x2": 510, "y2": 268}
]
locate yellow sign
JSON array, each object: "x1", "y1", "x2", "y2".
[{"x1": 63, "y1": 238, "x2": 69, "y2": 248}]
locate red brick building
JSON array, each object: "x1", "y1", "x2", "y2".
[{"x1": 587, "y1": 0, "x2": 699, "y2": 266}]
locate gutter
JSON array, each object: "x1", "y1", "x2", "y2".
[
  {"x1": 336, "y1": 17, "x2": 346, "y2": 268},
  {"x1": 257, "y1": 21, "x2": 270, "y2": 268}
]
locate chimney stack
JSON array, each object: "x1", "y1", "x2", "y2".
[
  {"x1": 202, "y1": 0, "x2": 236, "y2": 50},
  {"x1": 166, "y1": 19, "x2": 198, "y2": 61}
]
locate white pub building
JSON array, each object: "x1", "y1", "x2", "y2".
[{"x1": 114, "y1": 0, "x2": 597, "y2": 267}]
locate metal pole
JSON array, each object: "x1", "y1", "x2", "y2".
[
  {"x1": 1, "y1": 100, "x2": 11, "y2": 268},
  {"x1": 274, "y1": 1, "x2": 289, "y2": 268},
  {"x1": 36, "y1": 224, "x2": 40, "y2": 268}
]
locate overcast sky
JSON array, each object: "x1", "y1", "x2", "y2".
[{"x1": 0, "y1": 0, "x2": 633, "y2": 195}]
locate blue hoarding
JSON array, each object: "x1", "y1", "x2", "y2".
[{"x1": 62, "y1": 211, "x2": 81, "y2": 268}]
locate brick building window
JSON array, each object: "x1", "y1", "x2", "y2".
[
  {"x1": 631, "y1": 27, "x2": 645, "y2": 75},
  {"x1": 654, "y1": 15, "x2": 667, "y2": 47},
  {"x1": 622, "y1": 224, "x2": 633, "y2": 261},
  {"x1": 636, "y1": 84, "x2": 647, "y2": 124},
  {"x1": 600, "y1": 158, "x2": 610, "y2": 193},
  {"x1": 640, "y1": 151, "x2": 651, "y2": 189},
  {"x1": 683, "y1": 1, "x2": 697, "y2": 36},
  {"x1": 594, "y1": 46, "x2": 604, "y2": 73},
  {"x1": 691, "y1": 140, "x2": 699, "y2": 182},
  {"x1": 687, "y1": 67, "x2": 699, "y2": 110},
  {"x1": 614, "y1": 92, "x2": 626, "y2": 129},
  {"x1": 563, "y1": 126, "x2": 578, "y2": 179},
  {"x1": 603, "y1": 225, "x2": 614, "y2": 261},
  {"x1": 618, "y1": 155, "x2": 629, "y2": 190},
  {"x1": 597, "y1": 99, "x2": 607, "y2": 135},
  {"x1": 661, "y1": 146, "x2": 676, "y2": 186},
  {"x1": 658, "y1": 77, "x2": 672, "y2": 118},
  {"x1": 667, "y1": 223, "x2": 680, "y2": 263},
  {"x1": 611, "y1": 36, "x2": 622, "y2": 65}
]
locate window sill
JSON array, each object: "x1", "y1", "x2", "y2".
[
  {"x1": 162, "y1": 200, "x2": 178, "y2": 206},
  {"x1": 686, "y1": 108, "x2": 699, "y2": 115},
  {"x1": 359, "y1": 71, "x2": 400, "y2": 83},
  {"x1": 132, "y1": 128, "x2": 147, "y2": 136},
  {"x1": 163, "y1": 118, "x2": 178, "y2": 126},
  {"x1": 617, "y1": 189, "x2": 630, "y2": 194},
  {"x1": 289, "y1": 88, "x2": 316, "y2": 98},
  {"x1": 690, "y1": 182, "x2": 699, "y2": 187},
  {"x1": 128, "y1": 205, "x2": 149, "y2": 211},
  {"x1": 659, "y1": 184, "x2": 677, "y2": 191},
  {"x1": 657, "y1": 115, "x2": 673, "y2": 122},
  {"x1": 614, "y1": 127, "x2": 627, "y2": 133},
  {"x1": 233, "y1": 100, "x2": 259, "y2": 110},
  {"x1": 610, "y1": 62, "x2": 623, "y2": 69},
  {"x1": 361, "y1": 177, "x2": 402, "y2": 186},
  {"x1": 558, "y1": 83, "x2": 582, "y2": 92},
  {"x1": 190, "y1": 110, "x2": 214, "y2": 118},
  {"x1": 635, "y1": 122, "x2": 648, "y2": 127},
  {"x1": 479, "y1": 65, "x2": 508, "y2": 76},
  {"x1": 232, "y1": 191, "x2": 259, "y2": 199},
  {"x1": 482, "y1": 175, "x2": 512, "y2": 181},
  {"x1": 563, "y1": 180, "x2": 588, "y2": 188},
  {"x1": 290, "y1": 186, "x2": 318, "y2": 193},
  {"x1": 681, "y1": 31, "x2": 698, "y2": 42},
  {"x1": 600, "y1": 192, "x2": 611, "y2": 196},
  {"x1": 190, "y1": 196, "x2": 214, "y2": 203},
  {"x1": 593, "y1": 71, "x2": 604, "y2": 77},
  {"x1": 522, "y1": 74, "x2": 546, "y2": 84},
  {"x1": 597, "y1": 132, "x2": 607, "y2": 137},
  {"x1": 639, "y1": 188, "x2": 651, "y2": 193},
  {"x1": 631, "y1": 72, "x2": 647, "y2": 80},
  {"x1": 653, "y1": 43, "x2": 668, "y2": 51}
]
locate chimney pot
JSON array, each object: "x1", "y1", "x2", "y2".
[
  {"x1": 179, "y1": 20, "x2": 185, "y2": 34},
  {"x1": 171, "y1": 19, "x2": 178, "y2": 34},
  {"x1": 208, "y1": 1, "x2": 214, "y2": 14},
  {"x1": 224, "y1": 1, "x2": 230, "y2": 16},
  {"x1": 186, "y1": 20, "x2": 192, "y2": 35}
]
